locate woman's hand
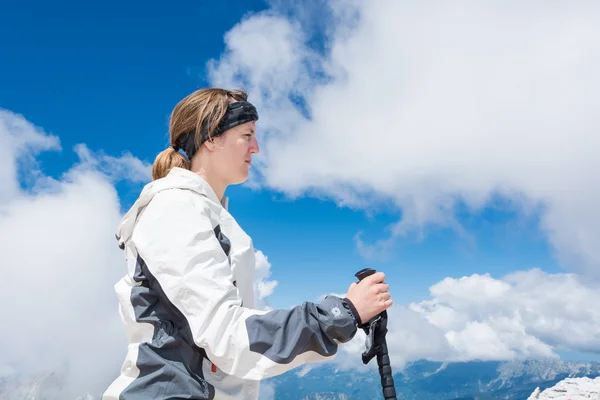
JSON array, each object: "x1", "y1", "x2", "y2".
[{"x1": 345, "y1": 271, "x2": 392, "y2": 324}]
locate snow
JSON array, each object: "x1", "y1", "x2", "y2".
[{"x1": 528, "y1": 377, "x2": 600, "y2": 399}]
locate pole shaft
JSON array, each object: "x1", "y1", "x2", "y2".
[{"x1": 376, "y1": 341, "x2": 397, "y2": 400}]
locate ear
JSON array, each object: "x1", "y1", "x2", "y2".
[{"x1": 204, "y1": 138, "x2": 217, "y2": 151}]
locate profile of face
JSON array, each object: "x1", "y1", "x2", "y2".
[{"x1": 208, "y1": 121, "x2": 259, "y2": 185}]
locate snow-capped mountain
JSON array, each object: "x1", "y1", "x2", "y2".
[{"x1": 527, "y1": 376, "x2": 600, "y2": 400}]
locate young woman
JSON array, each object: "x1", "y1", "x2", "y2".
[{"x1": 103, "y1": 88, "x2": 393, "y2": 400}]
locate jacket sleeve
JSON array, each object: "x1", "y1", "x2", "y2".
[{"x1": 130, "y1": 188, "x2": 359, "y2": 380}]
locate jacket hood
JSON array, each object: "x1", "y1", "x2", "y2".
[{"x1": 115, "y1": 167, "x2": 228, "y2": 250}]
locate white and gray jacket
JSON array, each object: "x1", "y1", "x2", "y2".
[{"x1": 102, "y1": 167, "x2": 360, "y2": 400}]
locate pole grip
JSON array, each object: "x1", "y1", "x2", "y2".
[{"x1": 355, "y1": 267, "x2": 376, "y2": 281}]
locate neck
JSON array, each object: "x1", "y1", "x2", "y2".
[
  {"x1": 192, "y1": 165, "x2": 227, "y2": 201},
  {"x1": 190, "y1": 148, "x2": 228, "y2": 202}
]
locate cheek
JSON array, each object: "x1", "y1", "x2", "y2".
[
  {"x1": 225, "y1": 141, "x2": 247, "y2": 165},
  {"x1": 237, "y1": 140, "x2": 251, "y2": 157}
]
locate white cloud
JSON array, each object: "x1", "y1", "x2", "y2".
[
  {"x1": 71, "y1": 144, "x2": 151, "y2": 184},
  {"x1": 329, "y1": 268, "x2": 600, "y2": 372},
  {"x1": 421, "y1": 269, "x2": 600, "y2": 356},
  {"x1": 207, "y1": 1, "x2": 600, "y2": 276},
  {"x1": 0, "y1": 109, "x2": 164, "y2": 399},
  {"x1": 0, "y1": 109, "x2": 61, "y2": 204},
  {"x1": 0, "y1": 109, "x2": 151, "y2": 397},
  {"x1": 254, "y1": 249, "x2": 279, "y2": 310}
]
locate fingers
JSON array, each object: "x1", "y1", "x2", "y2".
[
  {"x1": 364, "y1": 274, "x2": 390, "y2": 301},
  {"x1": 376, "y1": 282, "x2": 389, "y2": 293},
  {"x1": 351, "y1": 270, "x2": 393, "y2": 315},
  {"x1": 368, "y1": 283, "x2": 389, "y2": 299},
  {"x1": 365, "y1": 271, "x2": 386, "y2": 284}
]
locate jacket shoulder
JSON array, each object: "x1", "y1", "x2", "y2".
[{"x1": 140, "y1": 188, "x2": 222, "y2": 229}]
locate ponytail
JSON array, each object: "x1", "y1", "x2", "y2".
[{"x1": 151, "y1": 147, "x2": 190, "y2": 180}]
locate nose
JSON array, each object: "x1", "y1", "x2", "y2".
[{"x1": 250, "y1": 137, "x2": 260, "y2": 154}]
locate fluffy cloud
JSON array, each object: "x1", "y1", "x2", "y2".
[
  {"x1": 413, "y1": 269, "x2": 600, "y2": 358},
  {"x1": 329, "y1": 268, "x2": 600, "y2": 371},
  {"x1": 0, "y1": 110, "x2": 61, "y2": 203},
  {"x1": 207, "y1": 0, "x2": 600, "y2": 276},
  {"x1": 254, "y1": 250, "x2": 279, "y2": 310},
  {"x1": 0, "y1": 109, "x2": 150, "y2": 398}
]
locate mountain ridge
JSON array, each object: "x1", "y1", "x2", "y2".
[
  {"x1": 2, "y1": 359, "x2": 600, "y2": 399},
  {"x1": 265, "y1": 359, "x2": 600, "y2": 400}
]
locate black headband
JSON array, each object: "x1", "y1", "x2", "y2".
[{"x1": 174, "y1": 101, "x2": 259, "y2": 159}]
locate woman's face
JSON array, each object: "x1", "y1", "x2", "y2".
[{"x1": 212, "y1": 121, "x2": 259, "y2": 185}]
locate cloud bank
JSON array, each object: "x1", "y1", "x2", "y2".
[
  {"x1": 324, "y1": 268, "x2": 600, "y2": 372},
  {"x1": 207, "y1": 0, "x2": 600, "y2": 276},
  {"x1": 0, "y1": 109, "x2": 149, "y2": 397},
  {"x1": 0, "y1": 109, "x2": 279, "y2": 398}
]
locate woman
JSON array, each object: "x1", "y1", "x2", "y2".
[{"x1": 103, "y1": 88, "x2": 393, "y2": 399}]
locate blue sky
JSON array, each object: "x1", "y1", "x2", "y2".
[
  {"x1": 0, "y1": 0, "x2": 561, "y2": 307},
  {"x1": 2, "y1": 0, "x2": 600, "y2": 392},
  {"x1": 0, "y1": 0, "x2": 265, "y2": 174}
]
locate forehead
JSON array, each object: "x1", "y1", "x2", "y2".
[
  {"x1": 220, "y1": 121, "x2": 256, "y2": 141},
  {"x1": 232, "y1": 121, "x2": 256, "y2": 132}
]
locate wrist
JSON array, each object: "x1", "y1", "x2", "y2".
[{"x1": 342, "y1": 297, "x2": 362, "y2": 327}]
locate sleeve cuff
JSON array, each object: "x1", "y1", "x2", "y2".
[{"x1": 342, "y1": 297, "x2": 362, "y2": 327}]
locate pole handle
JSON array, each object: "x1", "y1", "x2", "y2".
[{"x1": 355, "y1": 267, "x2": 376, "y2": 281}]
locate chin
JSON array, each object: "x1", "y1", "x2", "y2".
[{"x1": 231, "y1": 172, "x2": 249, "y2": 185}]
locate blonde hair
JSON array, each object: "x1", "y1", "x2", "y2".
[{"x1": 151, "y1": 88, "x2": 248, "y2": 180}]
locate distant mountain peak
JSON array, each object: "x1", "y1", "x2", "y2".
[{"x1": 495, "y1": 359, "x2": 596, "y2": 382}]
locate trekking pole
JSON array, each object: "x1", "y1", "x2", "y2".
[{"x1": 355, "y1": 268, "x2": 397, "y2": 400}]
